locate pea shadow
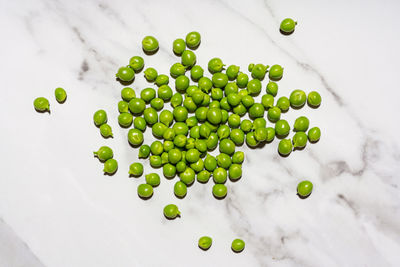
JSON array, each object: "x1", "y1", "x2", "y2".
[
  {"x1": 276, "y1": 133, "x2": 289, "y2": 140},
  {"x1": 229, "y1": 177, "x2": 242, "y2": 183},
  {"x1": 307, "y1": 102, "x2": 321, "y2": 109},
  {"x1": 128, "y1": 141, "x2": 143, "y2": 149},
  {"x1": 138, "y1": 193, "x2": 153, "y2": 201},
  {"x1": 142, "y1": 47, "x2": 159, "y2": 56},
  {"x1": 188, "y1": 41, "x2": 201, "y2": 51},
  {"x1": 174, "y1": 193, "x2": 186, "y2": 199},
  {"x1": 164, "y1": 214, "x2": 181, "y2": 220},
  {"x1": 116, "y1": 77, "x2": 134, "y2": 86},
  {"x1": 309, "y1": 139, "x2": 320, "y2": 144},
  {"x1": 231, "y1": 248, "x2": 244, "y2": 254},
  {"x1": 297, "y1": 193, "x2": 310, "y2": 199},
  {"x1": 293, "y1": 146, "x2": 306, "y2": 152},
  {"x1": 129, "y1": 174, "x2": 142, "y2": 178},
  {"x1": 56, "y1": 96, "x2": 67, "y2": 104},
  {"x1": 269, "y1": 75, "x2": 283, "y2": 82},
  {"x1": 213, "y1": 194, "x2": 227, "y2": 200},
  {"x1": 290, "y1": 103, "x2": 306, "y2": 110},
  {"x1": 35, "y1": 109, "x2": 51, "y2": 114},
  {"x1": 103, "y1": 170, "x2": 117, "y2": 177},
  {"x1": 280, "y1": 29, "x2": 294, "y2": 35},
  {"x1": 278, "y1": 150, "x2": 291, "y2": 158},
  {"x1": 198, "y1": 245, "x2": 211, "y2": 251}
]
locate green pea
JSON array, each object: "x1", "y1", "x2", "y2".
[
  {"x1": 220, "y1": 139, "x2": 236, "y2": 155},
  {"x1": 100, "y1": 123, "x2": 113, "y2": 138},
  {"x1": 145, "y1": 173, "x2": 160, "y2": 187},
  {"x1": 266, "y1": 127, "x2": 276, "y2": 142},
  {"x1": 155, "y1": 74, "x2": 169, "y2": 87},
  {"x1": 210, "y1": 88, "x2": 222, "y2": 100},
  {"x1": 150, "y1": 141, "x2": 163, "y2": 155},
  {"x1": 227, "y1": 93, "x2": 241, "y2": 107},
  {"x1": 226, "y1": 65, "x2": 240, "y2": 80},
  {"x1": 204, "y1": 154, "x2": 217, "y2": 172},
  {"x1": 206, "y1": 108, "x2": 222, "y2": 125},
  {"x1": 186, "y1": 138, "x2": 196, "y2": 150},
  {"x1": 236, "y1": 72, "x2": 249, "y2": 88},
  {"x1": 174, "y1": 134, "x2": 187, "y2": 148},
  {"x1": 229, "y1": 164, "x2": 242, "y2": 180},
  {"x1": 198, "y1": 77, "x2": 213, "y2": 93},
  {"x1": 185, "y1": 31, "x2": 201, "y2": 49},
  {"x1": 118, "y1": 100, "x2": 129, "y2": 113},
  {"x1": 163, "y1": 141, "x2": 174, "y2": 152},
  {"x1": 171, "y1": 93, "x2": 183, "y2": 108},
  {"x1": 267, "y1": 106, "x2": 281, "y2": 122},
  {"x1": 181, "y1": 50, "x2": 197, "y2": 67},
  {"x1": 175, "y1": 75, "x2": 189, "y2": 92},
  {"x1": 200, "y1": 124, "x2": 211, "y2": 138},
  {"x1": 195, "y1": 170, "x2": 210, "y2": 183},
  {"x1": 209, "y1": 101, "x2": 220, "y2": 109},
  {"x1": 163, "y1": 163, "x2": 176, "y2": 178},
  {"x1": 190, "y1": 126, "x2": 200, "y2": 139},
  {"x1": 137, "y1": 183, "x2": 153, "y2": 199},
  {"x1": 129, "y1": 56, "x2": 144, "y2": 72},
  {"x1": 170, "y1": 63, "x2": 186, "y2": 78},
  {"x1": 139, "y1": 145, "x2": 151, "y2": 159},
  {"x1": 228, "y1": 114, "x2": 240, "y2": 128},
  {"x1": 293, "y1": 132, "x2": 308, "y2": 149},
  {"x1": 176, "y1": 161, "x2": 187, "y2": 173},
  {"x1": 121, "y1": 87, "x2": 136, "y2": 102},
  {"x1": 230, "y1": 129, "x2": 245, "y2": 145},
  {"x1": 93, "y1": 146, "x2": 113, "y2": 162},
  {"x1": 190, "y1": 158, "x2": 204, "y2": 173},
  {"x1": 173, "y1": 38, "x2": 186, "y2": 55},
  {"x1": 216, "y1": 153, "x2": 232, "y2": 169},
  {"x1": 129, "y1": 162, "x2": 143, "y2": 177},
  {"x1": 289, "y1": 90, "x2": 307, "y2": 108},
  {"x1": 172, "y1": 122, "x2": 189, "y2": 136},
  {"x1": 277, "y1": 96, "x2": 290, "y2": 112},
  {"x1": 280, "y1": 18, "x2": 297, "y2": 34},
  {"x1": 294, "y1": 116, "x2": 310, "y2": 132},
  {"x1": 213, "y1": 167, "x2": 227, "y2": 184},
  {"x1": 144, "y1": 67, "x2": 158, "y2": 82},
  {"x1": 278, "y1": 139, "x2": 292, "y2": 156},
  {"x1": 275, "y1": 119, "x2": 290, "y2": 137},
  {"x1": 248, "y1": 103, "x2": 264, "y2": 119},
  {"x1": 157, "y1": 85, "x2": 173, "y2": 101},
  {"x1": 206, "y1": 133, "x2": 219, "y2": 150},
  {"x1": 266, "y1": 81, "x2": 278, "y2": 96},
  {"x1": 158, "y1": 110, "x2": 173, "y2": 127},
  {"x1": 186, "y1": 85, "x2": 200, "y2": 97},
  {"x1": 134, "y1": 117, "x2": 147, "y2": 131},
  {"x1": 163, "y1": 128, "x2": 176, "y2": 141},
  {"x1": 128, "y1": 128, "x2": 144, "y2": 146},
  {"x1": 161, "y1": 152, "x2": 169, "y2": 165},
  {"x1": 168, "y1": 148, "x2": 182, "y2": 164},
  {"x1": 308, "y1": 127, "x2": 321, "y2": 142},
  {"x1": 190, "y1": 65, "x2": 204, "y2": 81},
  {"x1": 297, "y1": 180, "x2": 313, "y2": 197},
  {"x1": 225, "y1": 82, "x2": 239, "y2": 96},
  {"x1": 231, "y1": 239, "x2": 245, "y2": 253},
  {"x1": 193, "y1": 107, "x2": 206, "y2": 122},
  {"x1": 221, "y1": 110, "x2": 229, "y2": 124},
  {"x1": 238, "y1": 89, "x2": 248, "y2": 98},
  {"x1": 185, "y1": 148, "x2": 200, "y2": 163},
  {"x1": 183, "y1": 97, "x2": 197, "y2": 112},
  {"x1": 54, "y1": 87, "x2": 67, "y2": 103},
  {"x1": 208, "y1": 57, "x2": 224, "y2": 74},
  {"x1": 164, "y1": 204, "x2": 180, "y2": 219},
  {"x1": 212, "y1": 184, "x2": 227, "y2": 198},
  {"x1": 118, "y1": 112, "x2": 133, "y2": 127},
  {"x1": 253, "y1": 118, "x2": 266, "y2": 129},
  {"x1": 211, "y1": 72, "x2": 228, "y2": 88},
  {"x1": 192, "y1": 91, "x2": 204, "y2": 105},
  {"x1": 240, "y1": 119, "x2": 253, "y2": 133},
  {"x1": 172, "y1": 106, "x2": 188, "y2": 122},
  {"x1": 261, "y1": 94, "x2": 274, "y2": 109},
  {"x1": 248, "y1": 63, "x2": 255, "y2": 72},
  {"x1": 233, "y1": 103, "x2": 247, "y2": 117},
  {"x1": 217, "y1": 125, "x2": 230, "y2": 140},
  {"x1": 247, "y1": 79, "x2": 262, "y2": 96},
  {"x1": 93, "y1": 109, "x2": 107, "y2": 126},
  {"x1": 180, "y1": 167, "x2": 195, "y2": 185},
  {"x1": 246, "y1": 132, "x2": 259, "y2": 148},
  {"x1": 251, "y1": 64, "x2": 268, "y2": 80},
  {"x1": 150, "y1": 98, "x2": 164, "y2": 111},
  {"x1": 129, "y1": 98, "x2": 146, "y2": 114},
  {"x1": 254, "y1": 127, "x2": 268, "y2": 142},
  {"x1": 201, "y1": 93, "x2": 211, "y2": 107},
  {"x1": 115, "y1": 66, "x2": 135, "y2": 82},
  {"x1": 308, "y1": 91, "x2": 322, "y2": 107},
  {"x1": 241, "y1": 95, "x2": 255, "y2": 108},
  {"x1": 232, "y1": 151, "x2": 244, "y2": 164},
  {"x1": 141, "y1": 88, "x2": 156, "y2": 103},
  {"x1": 143, "y1": 107, "x2": 158, "y2": 125},
  {"x1": 186, "y1": 116, "x2": 198, "y2": 128},
  {"x1": 195, "y1": 139, "x2": 208, "y2": 153},
  {"x1": 142, "y1": 36, "x2": 159, "y2": 53},
  {"x1": 103, "y1": 159, "x2": 118, "y2": 174},
  {"x1": 150, "y1": 155, "x2": 162, "y2": 168},
  {"x1": 174, "y1": 181, "x2": 187, "y2": 197},
  {"x1": 269, "y1": 65, "x2": 283, "y2": 81}
]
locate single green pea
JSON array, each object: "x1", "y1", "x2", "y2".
[
  {"x1": 195, "y1": 170, "x2": 210, "y2": 183},
  {"x1": 176, "y1": 161, "x2": 187, "y2": 173},
  {"x1": 129, "y1": 98, "x2": 146, "y2": 114},
  {"x1": 158, "y1": 110, "x2": 173, "y2": 127},
  {"x1": 118, "y1": 100, "x2": 129, "y2": 113},
  {"x1": 172, "y1": 122, "x2": 189, "y2": 136},
  {"x1": 308, "y1": 127, "x2": 321, "y2": 142},
  {"x1": 103, "y1": 158, "x2": 118, "y2": 174},
  {"x1": 238, "y1": 89, "x2": 249, "y2": 98},
  {"x1": 155, "y1": 74, "x2": 169, "y2": 87},
  {"x1": 186, "y1": 31, "x2": 201, "y2": 49},
  {"x1": 225, "y1": 82, "x2": 239, "y2": 96},
  {"x1": 181, "y1": 50, "x2": 197, "y2": 67},
  {"x1": 230, "y1": 129, "x2": 245, "y2": 145},
  {"x1": 163, "y1": 163, "x2": 176, "y2": 178},
  {"x1": 121, "y1": 87, "x2": 136, "y2": 102},
  {"x1": 294, "y1": 116, "x2": 310, "y2": 132},
  {"x1": 128, "y1": 128, "x2": 144, "y2": 146},
  {"x1": 192, "y1": 91, "x2": 204, "y2": 105},
  {"x1": 118, "y1": 112, "x2": 133, "y2": 127},
  {"x1": 216, "y1": 153, "x2": 232, "y2": 169},
  {"x1": 54, "y1": 87, "x2": 67, "y2": 103},
  {"x1": 129, "y1": 56, "x2": 144, "y2": 72},
  {"x1": 219, "y1": 139, "x2": 235, "y2": 155},
  {"x1": 277, "y1": 96, "x2": 290, "y2": 112},
  {"x1": 161, "y1": 152, "x2": 169, "y2": 165},
  {"x1": 211, "y1": 88, "x2": 223, "y2": 100},
  {"x1": 115, "y1": 66, "x2": 135, "y2": 82},
  {"x1": 213, "y1": 167, "x2": 227, "y2": 184},
  {"x1": 206, "y1": 108, "x2": 222, "y2": 125},
  {"x1": 93, "y1": 146, "x2": 113, "y2": 162},
  {"x1": 137, "y1": 183, "x2": 153, "y2": 199},
  {"x1": 134, "y1": 117, "x2": 147, "y2": 131},
  {"x1": 186, "y1": 85, "x2": 200, "y2": 97},
  {"x1": 248, "y1": 63, "x2": 255, "y2": 72},
  {"x1": 93, "y1": 109, "x2": 107, "y2": 126},
  {"x1": 198, "y1": 77, "x2": 213, "y2": 93},
  {"x1": 168, "y1": 148, "x2": 182, "y2": 164},
  {"x1": 139, "y1": 145, "x2": 151, "y2": 159},
  {"x1": 193, "y1": 107, "x2": 206, "y2": 124},
  {"x1": 206, "y1": 132, "x2": 219, "y2": 150},
  {"x1": 229, "y1": 164, "x2": 242, "y2": 181},
  {"x1": 143, "y1": 107, "x2": 158, "y2": 125},
  {"x1": 226, "y1": 65, "x2": 240, "y2": 80},
  {"x1": 174, "y1": 134, "x2": 187, "y2": 148},
  {"x1": 297, "y1": 180, "x2": 313, "y2": 197},
  {"x1": 218, "y1": 98, "x2": 230, "y2": 112},
  {"x1": 267, "y1": 106, "x2": 281, "y2": 122},
  {"x1": 175, "y1": 75, "x2": 190, "y2": 92},
  {"x1": 251, "y1": 64, "x2": 268, "y2": 80},
  {"x1": 221, "y1": 109, "x2": 229, "y2": 124},
  {"x1": 163, "y1": 128, "x2": 176, "y2": 141},
  {"x1": 189, "y1": 126, "x2": 200, "y2": 139},
  {"x1": 293, "y1": 132, "x2": 308, "y2": 149},
  {"x1": 212, "y1": 184, "x2": 227, "y2": 198},
  {"x1": 180, "y1": 167, "x2": 195, "y2": 185},
  {"x1": 150, "y1": 155, "x2": 162, "y2": 168},
  {"x1": 307, "y1": 91, "x2": 322, "y2": 107},
  {"x1": 266, "y1": 81, "x2": 278, "y2": 96},
  {"x1": 150, "y1": 98, "x2": 164, "y2": 111},
  {"x1": 254, "y1": 127, "x2": 268, "y2": 142},
  {"x1": 227, "y1": 93, "x2": 241, "y2": 107},
  {"x1": 203, "y1": 95, "x2": 211, "y2": 108},
  {"x1": 289, "y1": 90, "x2": 307, "y2": 108},
  {"x1": 170, "y1": 63, "x2": 186, "y2": 78},
  {"x1": 173, "y1": 38, "x2": 186, "y2": 55},
  {"x1": 100, "y1": 123, "x2": 113, "y2": 138},
  {"x1": 217, "y1": 125, "x2": 230, "y2": 140},
  {"x1": 183, "y1": 97, "x2": 197, "y2": 112},
  {"x1": 208, "y1": 57, "x2": 224, "y2": 74},
  {"x1": 186, "y1": 116, "x2": 198, "y2": 128},
  {"x1": 164, "y1": 204, "x2": 180, "y2": 219},
  {"x1": 142, "y1": 36, "x2": 159, "y2": 53},
  {"x1": 278, "y1": 139, "x2": 292, "y2": 156},
  {"x1": 275, "y1": 120, "x2": 290, "y2": 137},
  {"x1": 231, "y1": 239, "x2": 245, "y2": 253},
  {"x1": 174, "y1": 181, "x2": 187, "y2": 197},
  {"x1": 173, "y1": 106, "x2": 188, "y2": 122},
  {"x1": 129, "y1": 162, "x2": 143, "y2": 177},
  {"x1": 171, "y1": 93, "x2": 183, "y2": 108},
  {"x1": 261, "y1": 94, "x2": 274, "y2": 109},
  {"x1": 240, "y1": 119, "x2": 253, "y2": 133},
  {"x1": 204, "y1": 154, "x2": 217, "y2": 172},
  {"x1": 228, "y1": 114, "x2": 241, "y2": 128},
  {"x1": 190, "y1": 158, "x2": 204, "y2": 173},
  {"x1": 241, "y1": 95, "x2": 255, "y2": 108},
  {"x1": 247, "y1": 79, "x2": 262, "y2": 96},
  {"x1": 212, "y1": 72, "x2": 228, "y2": 88},
  {"x1": 246, "y1": 132, "x2": 259, "y2": 148},
  {"x1": 141, "y1": 88, "x2": 156, "y2": 103},
  {"x1": 195, "y1": 139, "x2": 208, "y2": 153},
  {"x1": 232, "y1": 151, "x2": 245, "y2": 164},
  {"x1": 152, "y1": 122, "x2": 167, "y2": 138},
  {"x1": 150, "y1": 141, "x2": 164, "y2": 155},
  {"x1": 199, "y1": 124, "x2": 211, "y2": 138},
  {"x1": 233, "y1": 103, "x2": 247, "y2": 117},
  {"x1": 209, "y1": 100, "x2": 220, "y2": 109},
  {"x1": 269, "y1": 65, "x2": 283, "y2": 81},
  {"x1": 145, "y1": 173, "x2": 160, "y2": 187},
  {"x1": 204, "y1": 121, "x2": 218, "y2": 132},
  {"x1": 186, "y1": 148, "x2": 200, "y2": 163},
  {"x1": 190, "y1": 65, "x2": 204, "y2": 81},
  {"x1": 236, "y1": 72, "x2": 249, "y2": 88},
  {"x1": 266, "y1": 127, "x2": 275, "y2": 142},
  {"x1": 185, "y1": 138, "x2": 196, "y2": 150},
  {"x1": 248, "y1": 103, "x2": 265, "y2": 119},
  {"x1": 253, "y1": 118, "x2": 267, "y2": 129},
  {"x1": 163, "y1": 140, "x2": 175, "y2": 152},
  {"x1": 280, "y1": 18, "x2": 297, "y2": 34}
]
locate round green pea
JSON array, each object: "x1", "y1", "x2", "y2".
[
  {"x1": 173, "y1": 106, "x2": 189, "y2": 122},
  {"x1": 129, "y1": 98, "x2": 146, "y2": 114},
  {"x1": 289, "y1": 90, "x2": 307, "y2": 108},
  {"x1": 200, "y1": 124, "x2": 211, "y2": 138},
  {"x1": 225, "y1": 82, "x2": 238, "y2": 96},
  {"x1": 208, "y1": 57, "x2": 224, "y2": 74},
  {"x1": 228, "y1": 114, "x2": 241, "y2": 128},
  {"x1": 93, "y1": 146, "x2": 113, "y2": 162},
  {"x1": 129, "y1": 162, "x2": 143, "y2": 177},
  {"x1": 269, "y1": 65, "x2": 283, "y2": 81},
  {"x1": 150, "y1": 141, "x2": 164, "y2": 155},
  {"x1": 248, "y1": 103, "x2": 265, "y2": 119},
  {"x1": 238, "y1": 89, "x2": 248, "y2": 98},
  {"x1": 280, "y1": 18, "x2": 297, "y2": 34},
  {"x1": 308, "y1": 127, "x2": 321, "y2": 142},
  {"x1": 308, "y1": 91, "x2": 322, "y2": 107},
  {"x1": 266, "y1": 81, "x2": 278, "y2": 96},
  {"x1": 206, "y1": 108, "x2": 222, "y2": 125},
  {"x1": 212, "y1": 184, "x2": 227, "y2": 198},
  {"x1": 180, "y1": 167, "x2": 195, "y2": 185},
  {"x1": 184, "y1": 97, "x2": 197, "y2": 112},
  {"x1": 217, "y1": 125, "x2": 230, "y2": 140},
  {"x1": 93, "y1": 109, "x2": 107, "y2": 126},
  {"x1": 236, "y1": 72, "x2": 249, "y2": 88},
  {"x1": 293, "y1": 132, "x2": 308, "y2": 149},
  {"x1": 128, "y1": 128, "x2": 144, "y2": 146},
  {"x1": 186, "y1": 85, "x2": 200, "y2": 97},
  {"x1": 266, "y1": 127, "x2": 275, "y2": 142},
  {"x1": 157, "y1": 85, "x2": 173, "y2": 101},
  {"x1": 198, "y1": 77, "x2": 213, "y2": 93},
  {"x1": 172, "y1": 122, "x2": 189, "y2": 136},
  {"x1": 190, "y1": 65, "x2": 204, "y2": 81},
  {"x1": 145, "y1": 173, "x2": 160, "y2": 187},
  {"x1": 103, "y1": 158, "x2": 118, "y2": 174},
  {"x1": 118, "y1": 100, "x2": 129, "y2": 113},
  {"x1": 139, "y1": 145, "x2": 151, "y2": 159},
  {"x1": 164, "y1": 204, "x2": 180, "y2": 219},
  {"x1": 190, "y1": 126, "x2": 200, "y2": 139},
  {"x1": 206, "y1": 133, "x2": 219, "y2": 150},
  {"x1": 173, "y1": 38, "x2": 186, "y2": 55},
  {"x1": 134, "y1": 117, "x2": 147, "y2": 131},
  {"x1": 171, "y1": 93, "x2": 183, "y2": 108},
  {"x1": 163, "y1": 163, "x2": 176, "y2": 178},
  {"x1": 240, "y1": 119, "x2": 253, "y2": 133},
  {"x1": 216, "y1": 153, "x2": 232, "y2": 169},
  {"x1": 192, "y1": 91, "x2": 204, "y2": 105},
  {"x1": 233, "y1": 103, "x2": 247, "y2": 116},
  {"x1": 213, "y1": 167, "x2": 227, "y2": 184},
  {"x1": 226, "y1": 65, "x2": 240, "y2": 80},
  {"x1": 232, "y1": 151, "x2": 244, "y2": 164},
  {"x1": 254, "y1": 127, "x2": 268, "y2": 142},
  {"x1": 253, "y1": 118, "x2": 266, "y2": 129},
  {"x1": 278, "y1": 139, "x2": 292, "y2": 156},
  {"x1": 231, "y1": 239, "x2": 245, "y2": 252},
  {"x1": 118, "y1": 112, "x2": 133, "y2": 127},
  {"x1": 251, "y1": 64, "x2": 268, "y2": 80},
  {"x1": 248, "y1": 63, "x2": 254, "y2": 72},
  {"x1": 267, "y1": 106, "x2": 281, "y2": 122},
  {"x1": 175, "y1": 75, "x2": 190, "y2": 92},
  {"x1": 170, "y1": 63, "x2": 186, "y2": 78},
  {"x1": 155, "y1": 74, "x2": 169, "y2": 87},
  {"x1": 212, "y1": 72, "x2": 228, "y2": 88},
  {"x1": 261, "y1": 94, "x2": 274, "y2": 109},
  {"x1": 176, "y1": 161, "x2": 187, "y2": 173},
  {"x1": 227, "y1": 93, "x2": 241, "y2": 107},
  {"x1": 181, "y1": 50, "x2": 197, "y2": 67},
  {"x1": 204, "y1": 155, "x2": 217, "y2": 172},
  {"x1": 195, "y1": 139, "x2": 207, "y2": 153},
  {"x1": 211, "y1": 88, "x2": 223, "y2": 100},
  {"x1": 185, "y1": 31, "x2": 201, "y2": 49},
  {"x1": 186, "y1": 116, "x2": 198, "y2": 128},
  {"x1": 186, "y1": 149, "x2": 200, "y2": 163},
  {"x1": 277, "y1": 96, "x2": 290, "y2": 112},
  {"x1": 209, "y1": 101, "x2": 220, "y2": 109},
  {"x1": 190, "y1": 158, "x2": 204, "y2": 173},
  {"x1": 241, "y1": 95, "x2": 255, "y2": 108},
  {"x1": 54, "y1": 87, "x2": 67, "y2": 103},
  {"x1": 246, "y1": 132, "x2": 259, "y2": 148},
  {"x1": 197, "y1": 170, "x2": 211, "y2": 183},
  {"x1": 150, "y1": 155, "x2": 162, "y2": 168},
  {"x1": 121, "y1": 87, "x2": 136, "y2": 102},
  {"x1": 99, "y1": 124, "x2": 113, "y2": 138},
  {"x1": 174, "y1": 181, "x2": 187, "y2": 197},
  {"x1": 143, "y1": 108, "x2": 158, "y2": 125},
  {"x1": 297, "y1": 180, "x2": 313, "y2": 197},
  {"x1": 150, "y1": 98, "x2": 164, "y2": 111},
  {"x1": 275, "y1": 120, "x2": 290, "y2": 137},
  {"x1": 115, "y1": 66, "x2": 135, "y2": 82},
  {"x1": 229, "y1": 164, "x2": 242, "y2": 180},
  {"x1": 163, "y1": 140, "x2": 175, "y2": 152},
  {"x1": 142, "y1": 36, "x2": 159, "y2": 53},
  {"x1": 141, "y1": 88, "x2": 156, "y2": 103},
  {"x1": 168, "y1": 149, "x2": 182, "y2": 164},
  {"x1": 137, "y1": 183, "x2": 153, "y2": 199},
  {"x1": 221, "y1": 109, "x2": 229, "y2": 124},
  {"x1": 294, "y1": 116, "x2": 310, "y2": 132},
  {"x1": 159, "y1": 110, "x2": 173, "y2": 127},
  {"x1": 247, "y1": 79, "x2": 262, "y2": 96},
  {"x1": 174, "y1": 134, "x2": 187, "y2": 148},
  {"x1": 129, "y1": 56, "x2": 144, "y2": 72},
  {"x1": 163, "y1": 128, "x2": 176, "y2": 141},
  {"x1": 219, "y1": 139, "x2": 235, "y2": 155}
]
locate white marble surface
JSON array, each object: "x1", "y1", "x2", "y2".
[{"x1": 1, "y1": 0, "x2": 400, "y2": 266}]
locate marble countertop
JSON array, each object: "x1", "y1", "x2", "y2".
[{"x1": 1, "y1": 0, "x2": 400, "y2": 266}]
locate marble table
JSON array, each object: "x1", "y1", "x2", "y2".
[{"x1": 1, "y1": 0, "x2": 400, "y2": 266}]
